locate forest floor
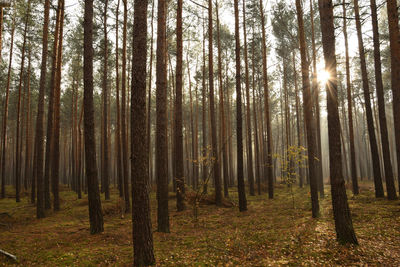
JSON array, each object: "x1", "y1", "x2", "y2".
[{"x1": 0, "y1": 182, "x2": 400, "y2": 266}]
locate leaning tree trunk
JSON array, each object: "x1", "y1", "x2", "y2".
[
  {"x1": 131, "y1": 0, "x2": 156, "y2": 264},
  {"x1": 318, "y1": 0, "x2": 358, "y2": 245},
  {"x1": 296, "y1": 0, "x2": 320, "y2": 218},
  {"x1": 83, "y1": 0, "x2": 104, "y2": 235},
  {"x1": 353, "y1": 0, "x2": 384, "y2": 198}
]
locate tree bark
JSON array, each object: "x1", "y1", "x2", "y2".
[
  {"x1": 353, "y1": 0, "x2": 384, "y2": 198},
  {"x1": 208, "y1": 0, "x2": 222, "y2": 205},
  {"x1": 386, "y1": 0, "x2": 400, "y2": 192},
  {"x1": 83, "y1": 0, "x2": 104, "y2": 234},
  {"x1": 296, "y1": 0, "x2": 320, "y2": 218},
  {"x1": 175, "y1": 0, "x2": 185, "y2": 211},
  {"x1": 131, "y1": 0, "x2": 156, "y2": 264},
  {"x1": 259, "y1": 0, "x2": 274, "y2": 199},
  {"x1": 318, "y1": 0, "x2": 358, "y2": 245},
  {"x1": 102, "y1": 0, "x2": 110, "y2": 200},
  {"x1": 156, "y1": 0, "x2": 170, "y2": 233},
  {"x1": 370, "y1": 0, "x2": 397, "y2": 199},
  {"x1": 33, "y1": 0, "x2": 50, "y2": 218},
  {"x1": 342, "y1": 0, "x2": 359, "y2": 195},
  {"x1": 234, "y1": 0, "x2": 247, "y2": 212},
  {"x1": 121, "y1": 0, "x2": 130, "y2": 212}
]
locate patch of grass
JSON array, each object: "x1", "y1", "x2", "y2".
[{"x1": 0, "y1": 183, "x2": 399, "y2": 266}]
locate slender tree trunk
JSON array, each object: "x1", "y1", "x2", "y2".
[
  {"x1": 102, "y1": 0, "x2": 110, "y2": 200},
  {"x1": 156, "y1": 0, "x2": 170, "y2": 233},
  {"x1": 259, "y1": 0, "x2": 274, "y2": 199},
  {"x1": 318, "y1": 0, "x2": 358, "y2": 245},
  {"x1": 115, "y1": 0, "x2": 123, "y2": 198},
  {"x1": 353, "y1": 0, "x2": 384, "y2": 198},
  {"x1": 83, "y1": 0, "x2": 104, "y2": 234},
  {"x1": 370, "y1": 0, "x2": 397, "y2": 199},
  {"x1": 293, "y1": 53, "x2": 304, "y2": 188},
  {"x1": 296, "y1": 0, "x2": 320, "y2": 218},
  {"x1": 147, "y1": 0, "x2": 155, "y2": 185},
  {"x1": 131, "y1": 0, "x2": 155, "y2": 264},
  {"x1": 175, "y1": 0, "x2": 185, "y2": 211},
  {"x1": 51, "y1": 0, "x2": 64, "y2": 211},
  {"x1": 216, "y1": 1, "x2": 229, "y2": 198},
  {"x1": 386, "y1": 0, "x2": 400, "y2": 192},
  {"x1": 1, "y1": 11, "x2": 15, "y2": 200},
  {"x1": 33, "y1": 0, "x2": 50, "y2": 218},
  {"x1": 15, "y1": 2, "x2": 30, "y2": 202},
  {"x1": 44, "y1": 2, "x2": 62, "y2": 209},
  {"x1": 122, "y1": 0, "x2": 130, "y2": 212},
  {"x1": 25, "y1": 46, "x2": 32, "y2": 195},
  {"x1": 342, "y1": 0, "x2": 359, "y2": 195},
  {"x1": 242, "y1": 0, "x2": 254, "y2": 196},
  {"x1": 208, "y1": 0, "x2": 222, "y2": 205},
  {"x1": 310, "y1": 0, "x2": 324, "y2": 197},
  {"x1": 234, "y1": 0, "x2": 247, "y2": 211},
  {"x1": 201, "y1": 16, "x2": 208, "y2": 194}
]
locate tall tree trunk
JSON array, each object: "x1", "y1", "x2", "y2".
[
  {"x1": 259, "y1": 0, "x2": 274, "y2": 199},
  {"x1": 83, "y1": 0, "x2": 104, "y2": 234},
  {"x1": 51, "y1": 0, "x2": 65, "y2": 211},
  {"x1": 24, "y1": 46, "x2": 32, "y2": 195},
  {"x1": 115, "y1": 0, "x2": 123, "y2": 198},
  {"x1": 234, "y1": 0, "x2": 247, "y2": 211},
  {"x1": 131, "y1": 0, "x2": 155, "y2": 264},
  {"x1": 293, "y1": 53, "x2": 304, "y2": 188},
  {"x1": 242, "y1": 0, "x2": 254, "y2": 196},
  {"x1": 44, "y1": 2, "x2": 62, "y2": 209},
  {"x1": 216, "y1": 1, "x2": 229, "y2": 198},
  {"x1": 318, "y1": 0, "x2": 358, "y2": 245},
  {"x1": 310, "y1": 0, "x2": 324, "y2": 197},
  {"x1": 147, "y1": 0, "x2": 155, "y2": 185},
  {"x1": 156, "y1": 0, "x2": 170, "y2": 233},
  {"x1": 33, "y1": 0, "x2": 50, "y2": 218},
  {"x1": 15, "y1": 1, "x2": 30, "y2": 202},
  {"x1": 353, "y1": 0, "x2": 384, "y2": 198},
  {"x1": 1, "y1": 11, "x2": 15, "y2": 199},
  {"x1": 386, "y1": 0, "x2": 400, "y2": 192},
  {"x1": 102, "y1": 0, "x2": 110, "y2": 200},
  {"x1": 201, "y1": 16, "x2": 208, "y2": 194},
  {"x1": 342, "y1": 0, "x2": 359, "y2": 195},
  {"x1": 122, "y1": 0, "x2": 130, "y2": 212},
  {"x1": 370, "y1": 0, "x2": 397, "y2": 199},
  {"x1": 296, "y1": 0, "x2": 320, "y2": 218},
  {"x1": 208, "y1": 0, "x2": 222, "y2": 205},
  {"x1": 175, "y1": 0, "x2": 185, "y2": 211}
]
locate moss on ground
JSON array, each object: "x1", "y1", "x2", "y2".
[{"x1": 0, "y1": 182, "x2": 399, "y2": 266}]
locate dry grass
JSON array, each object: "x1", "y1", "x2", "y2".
[{"x1": 0, "y1": 181, "x2": 399, "y2": 266}]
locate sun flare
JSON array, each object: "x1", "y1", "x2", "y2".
[{"x1": 318, "y1": 70, "x2": 331, "y2": 85}]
